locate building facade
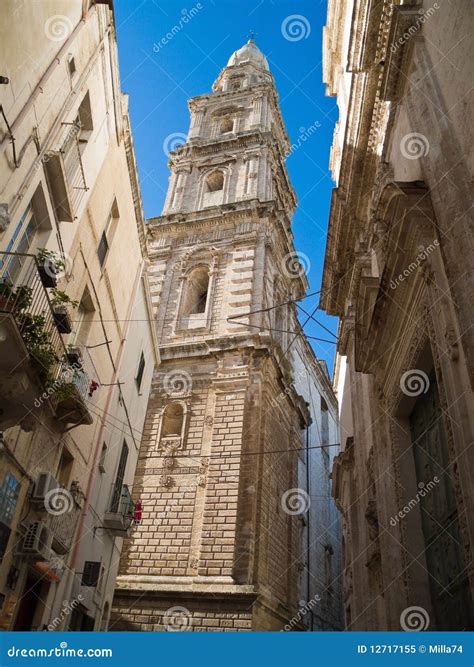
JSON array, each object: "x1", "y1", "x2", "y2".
[
  {"x1": 322, "y1": 0, "x2": 473, "y2": 630},
  {"x1": 111, "y1": 40, "x2": 340, "y2": 632},
  {"x1": 292, "y1": 337, "x2": 343, "y2": 630},
  {"x1": 0, "y1": 1, "x2": 158, "y2": 630}
]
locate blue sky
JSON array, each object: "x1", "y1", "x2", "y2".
[{"x1": 114, "y1": 0, "x2": 339, "y2": 374}]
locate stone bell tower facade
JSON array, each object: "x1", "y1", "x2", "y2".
[{"x1": 111, "y1": 40, "x2": 311, "y2": 631}]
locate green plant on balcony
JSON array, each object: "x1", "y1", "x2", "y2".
[
  {"x1": 50, "y1": 289, "x2": 79, "y2": 334},
  {"x1": 18, "y1": 313, "x2": 58, "y2": 385},
  {"x1": 50, "y1": 289, "x2": 79, "y2": 309},
  {"x1": 36, "y1": 248, "x2": 66, "y2": 288},
  {"x1": 53, "y1": 380, "x2": 78, "y2": 402},
  {"x1": 14, "y1": 285, "x2": 33, "y2": 311},
  {"x1": 0, "y1": 282, "x2": 33, "y2": 312}
]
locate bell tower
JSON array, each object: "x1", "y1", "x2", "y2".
[{"x1": 112, "y1": 40, "x2": 311, "y2": 632}]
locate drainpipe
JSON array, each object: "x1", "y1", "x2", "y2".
[
  {"x1": 0, "y1": 20, "x2": 86, "y2": 147},
  {"x1": 60, "y1": 256, "x2": 144, "y2": 621}
]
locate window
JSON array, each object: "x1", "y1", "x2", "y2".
[
  {"x1": 67, "y1": 55, "x2": 76, "y2": 77},
  {"x1": 202, "y1": 170, "x2": 225, "y2": 208},
  {"x1": 76, "y1": 92, "x2": 93, "y2": 143},
  {"x1": 98, "y1": 443, "x2": 107, "y2": 474},
  {"x1": 1, "y1": 207, "x2": 40, "y2": 283},
  {"x1": 81, "y1": 561, "x2": 101, "y2": 587},
  {"x1": 68, "y1": 606, "x2": 95, "y2": 631},
  {"x1": 72, "y1": 286, "x2": 95, "y2": 345},
  {"x1": 0, "y1": 186, "x2": 53, "y2": 281},
  {"x1": 97, "y1": 199, "x2": 119, "y2": 268},
  {"x1": 220, "y1": 118, "x2": 234, "y2": 134},
  {"x1": 230, "y1": 79, "x2": 242, "y2": 91},
  {"x1": 206, "y1": 170, "x2": 224, "y2": 192},
  {"x1": 97, "y1": 231, "x2": 108, "y2": 267},
  {"x1": 135, "y1": 351, "x2": 145, "y2": 391},
  {"x1": 181, "y1": 265, "x2": 209, "y2": 316},
  {"x1": 0, "y1": 473, "x2": 20, "y2": 528},
  {"x1": 162, "y1": 403, "x2": 184, "y2": 437},
  {"x1": 57, "y1": 448, "x2": 73, "y2": 488},
  {"x1": 110, "y1": 441, "x2": 129, "y2": 513}
]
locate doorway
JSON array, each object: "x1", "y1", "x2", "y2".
[
  {"x1": 409, "y1": 376, "x2": 473, "y2": 629},
  {"x1": 13, "y1": 572, "x2": 49, "y2": 630}
]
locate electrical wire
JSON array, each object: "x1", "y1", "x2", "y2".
[{"x1": 82, "y1": 392, "x2": 340, "y2": 461}]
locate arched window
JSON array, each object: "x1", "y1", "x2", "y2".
[
  {"x1": 201, "y1": 170, "x2": 226, "y2": 208},
  {"x1": 206, "y1": 170, "x2": 224, "y2": 192},
  {"x1": 162, "y1": 402, "x2": 184, "y2": 437},
  {"x1": 220, "y1": 118, "x2": 234, "y2": 134},
  {"x1": 181, "y1": 265, "x2": 209, "y2": 316}
]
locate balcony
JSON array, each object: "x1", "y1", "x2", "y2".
[
  {"x1": 0, "y1": 252, "x2": 94, "y2": 430},
  {"x1": 103, "y1": 485, "x2": 135, "y2": 536},
  {"x1": 49, "y1": 495, "x2": 82, "y2": 555},
  {"x1": 50, "y1": 346, "x2": 97, "y2": 427}
]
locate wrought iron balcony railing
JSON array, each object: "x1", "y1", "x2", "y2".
[
  {"x1": 103, "y1": 484, "x2": 135, "y2": 536},
  {"x1": 49, "y1": 498, "x2": 82, "y2": 555},
  {"x1": 0, "y1": 251, "x2": 94, "y2": 427}
]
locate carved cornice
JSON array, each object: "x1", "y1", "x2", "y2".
[
  {"x1": 356, "y1": 181, "x2": 438, "y2": 374},
  {"x1": 322, "y1": 0, "x2": 419, "y2": 321}
]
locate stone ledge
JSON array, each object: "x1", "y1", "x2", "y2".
[{"x1": 115, "y1": 575, "x2": 257, "y2": 598}]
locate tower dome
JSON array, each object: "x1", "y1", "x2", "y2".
[{"x1": 227, "y1": 38, "x2": 269, "y2": 71}]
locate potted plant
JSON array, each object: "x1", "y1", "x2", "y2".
[
  {"x1": 0, "y1": 282, "x2": 32, "y2": 312},
  {"x1": 50, "y1": 289, "x2": 79, "y2": 334},
  {"x1": 54, "y1": 380, "x2": 78, "y2": 402},
  {"x1": 36, "y1": 248, "x2": 66, "y2": 288},
  {"x1": 0, "y1": 281, "x2": 14, "y2": 311},
  {"x1": 66, "y1": 345, "x2": 83, "y2": 370},
  {"x1": 18, "y1": 313, "x2": 59, "y2": 385},
  {"x1": 19, "y1": 313, "x2": 59, "y2": 385},
  {"x1": 13, "y1": 285, "x2": 33, "y2": 311}
]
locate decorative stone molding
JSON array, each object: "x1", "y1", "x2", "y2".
[
  {"x1": 158, "y1": 436, "x2": 183, "y2": 456},
  {"x1": 159, "y1": 475, "x2": 174, "y2": 488}
]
